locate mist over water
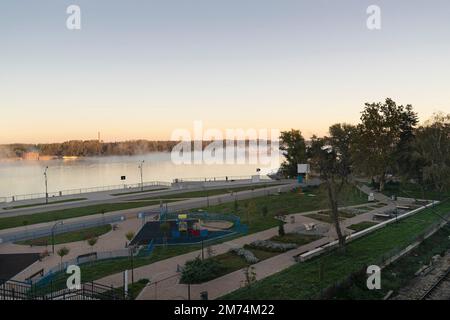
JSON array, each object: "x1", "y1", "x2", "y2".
[{"x1": 0, "y1": 152, "x2": 280, "y2": 198}]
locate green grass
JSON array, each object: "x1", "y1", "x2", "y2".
[
  {"x1": 0, "y1": 200, "x2": 179, "y2": 230},
  {"x1": 207, "y1": 252, "x2": 249, "y2": 280},
  {"x1": 110, "y1": 188, "x2": 169, "y2": 196},
  {"x1": 136, "y1": 183, "x2": 286, "y2": 200},
  {"x1": 221, "y1": 201, "x2": 450, "y2": 300},
  {"x1": 373, "y1": 181, "x2": 449, "y2": 201},
  {"x1": 105, "y1": 278, "x2": 150, "y2": 300},
  {"x1": 271, "y1": 233, "x2": 322, "y2": 246},
  {"x1": 200, "y1": 184, "x2": 367, "y2": 234},
  {"x1": 35, "y1": 244, "x2": 203, "y2": 294},
  {"x1": 245, "y1": 246, "x2": 281, "y2": 260},
  {"x1": 3, "y1": 198, "x2": 87, "y2": 210},
  {"x1": 347, "y1": 221, "x2": 378, "y2": 232},
  {"x1": 182, "y1": 248, "x2": 281, "y2": 284},
  {"x1": 332, "y1": 224, "x2": 450, "y2": 300},
  {"x1": 16, "y1": 224, "x2": 112, "y2": 246}
]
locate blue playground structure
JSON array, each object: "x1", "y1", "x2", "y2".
[{"x1": 131, "y1": 211, "x2": 247, "y2": 246}]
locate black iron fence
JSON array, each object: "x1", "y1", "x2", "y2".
[{"x1": 0, "y1": 278, "x2": 126, "y2": 300}]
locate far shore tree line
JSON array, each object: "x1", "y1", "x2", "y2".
[
  {"x1": 0, "y1": 139, "x2": 281, "y2": 159},
  {"x1": 279, "y1": 98, "x2": 450, "y2": 250}
]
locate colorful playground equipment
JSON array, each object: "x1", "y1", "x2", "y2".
[{"x1": 132, "y1": 211, "x2": 246, "y2": 246}]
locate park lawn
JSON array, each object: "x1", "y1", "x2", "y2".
[
  {"x1": 347, "y1": 221, "x2": 378, "y2": 232},
  {"x1": 332, "y1": 224, "x2": 450, "y2": 299},
  {"x1": 136, "y1": 183, "x2": 286, "y2": 200},
  {"x1": 221, "y1": 201, "x2": 450, "y2": 300},
  {"x1": 35, "y1": 244, "x2": 203, "y2": 294},
  {"x1": 3, "y1": 198, "x2": 87, "y2": 210},
  {"x1": 371, "y1": 181, "x2": 449, "y2": 201},
  {"x1": 244, "y1": 246, "x2": 281, "y2": 260},
  {"x1": 181, "y1": 248, "x2": 282, "y2": 284},
  {"x1": 15, "y1": 224, "x2": 112, "y2": 246},
  {"x1": 110, "y1": 188, "x2": 169, "y2": 196},
  {"x1": 208, "y1": 252, "x2": 249, "y2": 280},
  {"x1": 105, "y1": 278, "x2": 150, "y2": 300},
  {"x1": 271, "y1": 233, "x2": 322, "y2": 246},
  {"x1": 0, "y1": 200, "x2": 180, "y2": 230},
  {"x1": 200, "y1": 184, "x2": 367, "y2": 234}
]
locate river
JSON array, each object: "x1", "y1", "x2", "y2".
[{"x1": 0, "y1": 152, "x2": 280, "y2": 198}]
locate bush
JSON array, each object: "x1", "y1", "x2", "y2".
[
  {"x1": 249, "y1": 240, "x2": 297, "y2": 252},
  {"x1": 180, "y1": 257, "x2": 225, "y2": 284}
]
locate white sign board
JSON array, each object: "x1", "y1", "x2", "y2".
[{"x1": 297, "y1": 164, "x2": 310, "y2": 174}]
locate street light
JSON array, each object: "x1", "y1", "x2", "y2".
[
  {"x1": 44, "y1": 166, "x2": 49, "y2": 204},
  {"x1": 51, "y1": 220, "x2": 63, "y2": 254},
  {"x1": 138, "y1": 160, "x2": 145, "y2": 192}
]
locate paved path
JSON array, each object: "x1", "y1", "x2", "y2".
[
  {"x1": 0, "y1": 180, "x2": 289, "y2": 217},
  {"x1": 0, "y1": 183, "x2": 296, "y2": 243}
]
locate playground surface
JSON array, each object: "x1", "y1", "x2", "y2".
[{"x1": 131, "y1": 212, "x2": 244, "y2": 246}]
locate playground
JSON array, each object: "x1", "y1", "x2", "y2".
[{"x1": 131, "y1": 212, "x2": 246, "y2": 246}]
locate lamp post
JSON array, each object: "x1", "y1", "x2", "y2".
[
  {"x1": 138, "y1": 160, "x2": 144, "y2": 192},
  {"x1": 51, "y1": 221, "x2": 63, "y2": 254},
  {"x1": 44, "y1": 166, "x2": 49, "y2": 204}
]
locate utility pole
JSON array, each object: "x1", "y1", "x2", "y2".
[
  {"x1": 44, "y1": 166, "x2": 49, "y2": 204},
  {"x1": 138, "y1": 160, "x2": 144, "y2": 192}
]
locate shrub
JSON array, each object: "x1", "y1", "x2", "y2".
[
  {"x1": 249, "y1": 240, "x2": 297, "y2": 252},
  {"x1": 230, "y1": 247, "x2": 259, "y2": 264},
  {"x1": 180, "y1": 257, "x2": 224, "y2": 284}
]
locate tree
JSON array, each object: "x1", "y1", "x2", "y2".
[
  {"x1": 308, "y1": 123, "x2": 356, "y2": 250},
  {"x1": 414, "y1": 113, "x2": 450, "y2": 193},
  {"x1": 87, "y1": 237, "x2": 98, "y2": 252},
  {"x1": 353, "y1": 98, "x2": 418, "y2": 191},
  {"x1": 125, "y1": 231, "x2": 135, "y2": 247},
  {"x1": 279, "y1": 129, "x2": 307, "y2": 178},
  {"x1": 57, "y1": 246, "x2": 70, "y2": 270}
]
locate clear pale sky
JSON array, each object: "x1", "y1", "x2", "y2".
[{"x1": 1, "y1": 0, "x2": 450, "y2": 143}]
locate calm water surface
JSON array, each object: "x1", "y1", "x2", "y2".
[{"x1": 0, "y1": 152, "x2": 280, "y2": 197}]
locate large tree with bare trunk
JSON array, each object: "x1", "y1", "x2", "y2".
[{"x1": 308, "y1": 123, "x2": 356, "y2": 250}]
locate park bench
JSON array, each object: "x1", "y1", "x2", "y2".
[{"x1": 373, "y1": 213, "x2": 391, "y2": 220}]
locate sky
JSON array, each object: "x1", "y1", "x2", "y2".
[{"x1": 1, "y1": 0, "x2": 450, "y2": 144}]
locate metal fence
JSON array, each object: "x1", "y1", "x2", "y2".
[
  {"x1": 3, "y1": 180, "x2": 171, "y2": 203},
  {"x1": 0, "y1": 278, "x2": 126, "y2": 300},
  {"x1": 0, "y1": 215, "x2": 126, "y2": 244},
  {"x1": 33, "y1": 244, "x2": 148, "y2": 287}
]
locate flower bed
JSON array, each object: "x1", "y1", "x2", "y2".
[
  {"x1": 248, "y1": 240, "x2": 297, "y2": 252},
  {"x1": 230, "y1": 247, "x2": 260, "y2": 264}
]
